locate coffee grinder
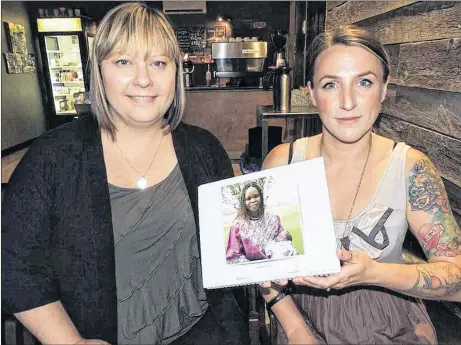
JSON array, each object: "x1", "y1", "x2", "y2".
[
  {"x1": 182, "y1": 53, "x2": 195, "y2": 88},
  {"x1": 270, "y1": 30, "x2": 291, "y2": 111},
  {"x1": 271, "y1": 30, "x2": 288, "y2": 67}
]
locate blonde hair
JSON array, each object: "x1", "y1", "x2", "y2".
[
  {"x1": 307, "y1": 25, "x2": 390, "y2": 86},
  {"x1": 89, "y1": 2, "x2": 185, "y2": 140}
]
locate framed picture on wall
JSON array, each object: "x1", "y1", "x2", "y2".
[
  {"x1": 4, "y1": 22, "x2": 28, "y2": 54},
  {"x1": 205, "y1": 26, "x2": 226, "y2": 46},
  {"x1": 22, "y1": 54, "x2": 36, "y2": 73},
  {"x1": 3, "y1": 52, "x2": 23, "y2": 74}
]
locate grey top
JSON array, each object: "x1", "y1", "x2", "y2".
[
  {"x1": 286, "y1": 139, "x2": 436, "y2": 344},
  {"x1": 109, "y1": 165, "x2": 208, "y2": 344},
  {"x1": 291, "y1": 138, "x2": 411, "y2": 263}
]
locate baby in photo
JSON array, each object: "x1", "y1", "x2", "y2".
[{"x1": 264, "y1": 231, "x2": 298, "y2": 259}]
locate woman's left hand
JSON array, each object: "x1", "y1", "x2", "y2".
[{"x1": 292, "y1": 249, "x2": 377, "y2": 290}]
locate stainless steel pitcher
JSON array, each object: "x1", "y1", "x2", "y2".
[
  {"x1": 183, "y1": 54, "x2": 195, "y2": 88},
  {"x1": 272, "y1": 67, "x2": 291, "y2": 111}
]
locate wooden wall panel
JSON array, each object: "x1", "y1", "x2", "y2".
[
  {"x1": 444, "y1": 178, "x2": 461, "y2": 225},
  {"x1": 396, "y1": 38, "x2": 461, "y2": 92},
  {"x1": 375, "y1": 114, "x2": 461, "y2": 187},
  {"x1": 326, "y1": 1, "x2": 346, "y2": 11},
  {"x1": 289, "y1": 1, "x2": 308, "y2": 88},
  {"x1": 355, "y1": 1, "x2": 461, "y2": 45},
  {"x1": 326, "y1": 0, "x2": 417, "y2": 29},
  {"x1": 383, "y1": 85, "x2": 461, "y2": 139},
  {"x1": 383, "y1": 44, "x2": 400, "y2": 83},
  {"x1": 305, "y1": 2, "x2": 327, "y2": 85},
  {"x1": 287, "y1": 0, "x2": 297, "y2": 82}
]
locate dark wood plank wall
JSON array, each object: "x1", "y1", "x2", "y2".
[
  {"x1": 305, "y1": 1, "x2": 326, "y2": 84},
  {"x1": 287, "y1": 1, "x2": 326, "y2": 88},
  {"x1": 324, "y1": 1, "x2": 461, "y2": 224},
  {"x1": 287, "y1": 1, "x2": 307, "y2": 89}
]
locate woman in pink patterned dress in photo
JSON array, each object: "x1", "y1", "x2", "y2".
[{"x1": 226, "y1": 181, "x2": 297, "y2": 264}]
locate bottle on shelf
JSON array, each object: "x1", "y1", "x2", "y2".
[{"x1": 206, "y1": 64, "x2": 212, "y2": 87}]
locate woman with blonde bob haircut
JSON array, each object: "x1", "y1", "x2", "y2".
[
  {"x1": 89, "y1": 2, "x2": 185, "y2": 139},
  {"x1": 2, "y1": 2, "x2": 249, "y2": 345},
  {"x1": 257, "y1": 24, "x2": 460, "y2": 344}
]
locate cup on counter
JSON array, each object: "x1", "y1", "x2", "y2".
[
  {"x1": 67, "y1": 8, "x2": 74, "y2": 17},
  {"x1": 74, "y1": 9, "x2": 81, "y2": 16},
  {"x1": 38, "y1": 8, "x2": 45, "y2": 17},
  {"x1": 243, "y1": 37, "x2": 251, "y2": 42},
  {"x1": 53, "y1": 9, "x2": 59, "y2": 17}
]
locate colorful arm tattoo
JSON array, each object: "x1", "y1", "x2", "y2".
[
  {"x1": 412, "y1": 263, "x2": 461, "y2": 298},
  {"x1": 408, "y1": 159, "x2": 461, "y2": 257},
  {"x1": 407, "y1": 159, "x2": 461, "y2": 299}
]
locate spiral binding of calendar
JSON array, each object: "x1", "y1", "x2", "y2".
[{"x1": 205, "y1": 270, "x2": 339, "y2": 289}]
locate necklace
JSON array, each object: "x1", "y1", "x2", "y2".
[
  {"x1": 320, "y1": 135, "x2": 372, "y2": 228},
  {"x1": 115, "y1": 134, "x2": 164, "y2": 190}
]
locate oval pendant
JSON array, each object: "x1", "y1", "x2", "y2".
[{"x1": 136, "y1": 176, "x2": 148, "y2": 190}]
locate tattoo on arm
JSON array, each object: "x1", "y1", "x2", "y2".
[
  {"x1": 409, "y1": 159, "x2": 449, "y2": 214},
  {"x1": 402, "y1": 250, "x2": 426, "y2": 264},
  {"x1": 410, "y1": 263, "x2": 461, "y2": 298},
  {"x1": 408, "y1": 159, "x2": 461, "y2": 257}
]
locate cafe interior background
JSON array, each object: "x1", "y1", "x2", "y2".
[{"x1": 1, "y1": 1, "x2": 461, "y2": 343}]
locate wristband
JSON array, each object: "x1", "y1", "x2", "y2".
[{"x1": 266, "y1": 285, "x2": 293, "y2": 314}]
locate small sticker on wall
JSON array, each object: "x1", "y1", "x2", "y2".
[
  {"x1": 253, "y1": 21, "x2": 266, "y2": 29},
  {"x1": 22, "y1": 54, "x2": 36, "y2": 73}
]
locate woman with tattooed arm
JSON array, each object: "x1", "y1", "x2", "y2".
[{"x1": 258, "y1": 25, "x2": 461, "y2": 344}]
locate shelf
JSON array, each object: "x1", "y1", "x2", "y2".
[
  {"x1": 47, "y1": 50, "x2": 79, "y2": 53},
  {"x1": 53, "y1": 81, "x2": 84, "y2": 85},
  {"x1": 50, "y1": 66, "x2": 82, "y2": 69},
  {"x1": 56, "y1": 110, "x2": 77, "y2": 115},
  {"x1": 215, "y1": 71, "x2": 265, "y2": 78}
]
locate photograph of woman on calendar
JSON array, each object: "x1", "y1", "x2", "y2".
[{"x1": 222, "y1": 177, "x2": 304, "y2": 264}]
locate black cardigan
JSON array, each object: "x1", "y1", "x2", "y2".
[{"x1": 2, "y1": 116, "x2": 248, "y2": 343}]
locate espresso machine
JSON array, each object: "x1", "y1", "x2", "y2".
[{"x1": 212, "y1": 41, "x2": 267, "y2": 86}]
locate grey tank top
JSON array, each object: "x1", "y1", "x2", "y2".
[
  {"x1": 109, "y1": 165, "x2": 208, "y2": 344},
  {"x1": 291, "y1": 138, "x2": 411, "y2": 263}
]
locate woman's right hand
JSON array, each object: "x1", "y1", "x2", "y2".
[
  {"x1": 259, "y1": 279, "x2": 289, "y2": 289},
  {"x1": 75, "y1": 339, "x2": 110, "y2": 345}
]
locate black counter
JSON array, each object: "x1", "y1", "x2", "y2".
[{"x1": 185, "y1": 86, "x2": 270, "y2": 92}]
